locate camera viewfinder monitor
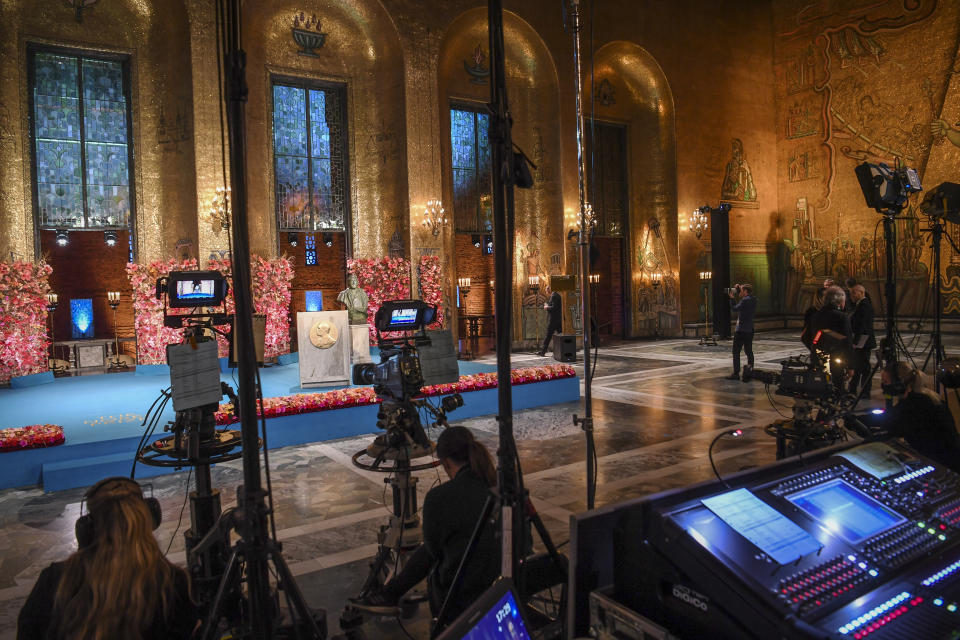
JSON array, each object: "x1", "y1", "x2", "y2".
[
  {"x1": 435, "y1": 578, "x2": 532, "y2": 640},
  {"x1": 167, "y1": 271, "x2": 229, "y2": 308},
  {"x1": 375, "y1": 300, "x2": 437, "y2": 332}
]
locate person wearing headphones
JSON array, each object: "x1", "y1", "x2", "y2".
[
  {"x1": 17, "y1": 477, "x2": 198, "y2": 640},
  {"x1": 351, "y1": 426, "x2": 500, "y2": 630},
  {"x1": 881, "y1": 361, "x2": 960, "y2": 471},
  {"x1": 725, "y1": 283, "x2": 757, "y2": 381}
]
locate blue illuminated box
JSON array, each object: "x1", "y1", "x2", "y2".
[
  {"x1": 305, "y1": 290, "x2": 323, "y2": 312},
  {"x1": 70, "y1": 298, "x2": 94, "y2": 339}
]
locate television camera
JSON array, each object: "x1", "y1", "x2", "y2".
[
  {"x1": 855, "y1": 161, "x2": 922, "y2": 214},
  {"x1": 155, "y1": 270, "x2": 231, "y2": 330}
]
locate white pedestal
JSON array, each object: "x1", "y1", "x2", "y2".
[
  {"x1": 350, "y1": 325, "x2": 372, "y2": 364},
  {"x1": 297, "y1": 311, "x2": 351, "y2": 387}
]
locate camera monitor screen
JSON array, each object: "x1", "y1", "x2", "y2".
[
  {"x1": 436, "y1": 579, "x2": 532, "y2": 640},
  {"x1": 390, "y1": 307, "x2": 419, "y2": 327},
  {"x1": 167, "y1": 270, "x2": 228, "y2": 308},
  {"x1": 786, "y1": 478, "x2": 904, "y2": 545},
  {"x1": 177, "y1": 279, "x2": 217, "y2": 300}
]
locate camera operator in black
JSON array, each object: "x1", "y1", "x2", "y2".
[
  {"x1": 849, "y1": 284, "x2": 876, "y2": 395},
  {"x1": 351, "y1": 426, "x2": 500, "y2": 630},
  {"x1": 810, "y1": 286, "x2": 853, "y2": 385},
  {"x1": 726, "y1": 283, "x2": 756, "y2": 380},
  {"x1": 537, "y1": 289, "x2": 563, "y2": 356},
  {"x1": 881, "y1": 362, "x2": 960, "y2": 471}
]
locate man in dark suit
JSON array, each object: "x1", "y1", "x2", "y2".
[
  {"x1": 537, "y1": 289, "x2": 563, "y2": 356},
  {"x1": 849, "y1": 284, "x2": 876, "y2": 395},
  {"x1": 811, "y1": 286, "x2": 854, "y2": 387},
  {"x1": 725, "y1": 283, "x2": 757, "y2": 380}
]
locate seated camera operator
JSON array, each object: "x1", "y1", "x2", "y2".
[
  {"x1": 352, "y1": 426, "x2": 500, "y2": 629},
  {"x1": 18, "y1": 477, "x2": 198, "y2": 640},
  {"x1": 810, "y1": 286, "x2": 853, "y2": 383},
  {"x1": 880, "y1": 362, "x2": 960, "y2": 471}
]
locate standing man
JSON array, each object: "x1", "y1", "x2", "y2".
[
  {"x1": 537, "y1": 289, "x2": 563, "y2": 356},
  {"x1": 849, "y1": 284, "x2": 876, "y2": 395},
  {"x1": 726, "y1": 284, "x2": 757, "y2": 380}
]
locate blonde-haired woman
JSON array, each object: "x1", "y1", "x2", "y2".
[{"x1": 18, "y1": 477, "x2": 198, "y2": 639}]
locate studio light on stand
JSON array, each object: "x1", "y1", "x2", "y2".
[
  {"x1": 45, "y1": 293, "x2": 66, "y2": 373},
  {"x1": 107, "y1": 291, "x2": 128, "y2": 371},
  {"x1": 421, "y1": 199, "x2": 447, "y2": 237}
]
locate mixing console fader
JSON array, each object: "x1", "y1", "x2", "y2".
[{"x1": 610, "y1": 440, "x2": 960, "y2": 639}]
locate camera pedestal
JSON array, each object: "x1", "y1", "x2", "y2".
[{"x1": 350, "y1": 324, "x2": 372, "y2": 364}]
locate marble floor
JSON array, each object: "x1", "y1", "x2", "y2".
[{"x1": 0, "y1": 330, "x2": 947, "y2": 639}]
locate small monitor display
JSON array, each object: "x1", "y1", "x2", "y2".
[
  {"x1": 460, "y1": 588, "x2": 531, "y2": 640},
  {"x1": 787, "y1": 478, "x2": 904, "y2": 544},
  {"x1": 176, "y1": 279, "x2": 217, "y2": 300},
  {"x1": 390, "y1": 307, "x2": 419, "y2": 327}
]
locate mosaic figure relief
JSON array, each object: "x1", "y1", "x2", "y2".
[{"x1": 721, "y1": 138, "x2": 757, "y2": 203}]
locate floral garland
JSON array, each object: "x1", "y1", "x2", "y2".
[
  {"x1": 0, "y1": 260, "x2": 53, "y2": 384},
  {"x1": 126, "y1": 258, "x2": 198, "y2": 364},
  {"x1": 417, "y1": 254, "x2": 445, "y2": 329},
  {"x1": 252, "y1": 255, "x2": 294, "y2": 358},
  {"x1": 0, "y1": 424, "x2": 65, "y2": 452},
  {"x1": 347, "y1": 257, "x2": 412, "y2": 344},
  {"x1": 207, "y1": 256, "x2": 237, "y2": 358},
  {"x1": 215, "y1": 364, "x2": 575, "y2": 425}
]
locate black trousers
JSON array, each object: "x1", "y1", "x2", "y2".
[
  {"x1": 850, "y1": 347, "x2": 873, "y2": 394},
  {"x1": 732, "y1": 330, "x2": 754, "y2": 374},
  {"x1": 541, "y1": 323, "x2": 561, "y2": 353}
]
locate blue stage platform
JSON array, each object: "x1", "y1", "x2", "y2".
[{"x1": 0, "y1": 360, "x2": 579, "y2": 491}]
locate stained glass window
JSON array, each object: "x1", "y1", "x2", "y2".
[
  {"x1": 585, "y1": 120, "x2": 628, "y2": 237},
  {"x1": 450, "y1": 106, "x2": 492, "y2": 233},
  {"x1": 304, "y1": 234, "x2": 317, "y2": 266},
  {"x1": 30, "y1": 49, "x2": 132, "y2": 229},
  {"x1": 272, "y1": 80, "x2": 347, "y2": 231}
]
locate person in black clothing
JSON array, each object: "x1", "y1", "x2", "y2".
[
  {"x1": 352, "y1": 426, "x2": 499, "y2": 631},
  {"x1": 801, "y1": 287, "x2": 826, "y2": 355},
  {"x1": 18, "y1": 477, "x2": 198, "y2": 640},
  {"x1": 849, "y1": 284, "x2": 876, "y2": 395},
  {"x1": 726, "y1": 283, "x2": 757, "y2": 380},
  {"x1": 810, "y1": 285, "x2": 853, "y2": 384},
  {"x1": 881, "y1": 362, "x2": 960, "y2": 472},
  {"x1": 537, "y1": 289, "x2": 563, "y2": 356}
]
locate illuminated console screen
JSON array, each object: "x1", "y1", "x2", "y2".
[
  {"x1": 176, "y1": 279, "x2": 216, "y2": 299},
  {"x1": 787, "y1": 478, "x2": 904, "y2": 545},
  {"x1": 390, "y1": 308, "x2": 418, "y2": 326},
  {"x1": 701, "y1": 488, "x2": 821, "y2": 565}
]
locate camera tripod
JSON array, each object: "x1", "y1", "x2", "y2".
[{"x1": 340, "y1": 395, "x2": 462, "y2": 630}]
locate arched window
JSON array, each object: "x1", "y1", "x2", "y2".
[
  {"x1": 450, "y1": 104, "x2": 492, "y2": 233},
  {"x1": 272, "y1": 78, "x2": 349, "y2": 232},
  {"x1": 29, "y1": 47, "x2": 134, "y2": 231}
]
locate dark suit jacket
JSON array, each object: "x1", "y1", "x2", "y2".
[{"x1": 850, "y1": 297, "x2": 876, "y2": 351}]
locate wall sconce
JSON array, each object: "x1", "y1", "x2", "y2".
[
  {"x1": 55, "y1": 229, "x2": 70, "y2": 247},
  {"x1": 45, "y1": 293, "x2": 59, "y2": 312},
  {"x1": 472, "y1": 234, "x2": 482, "y2": 248},
  {"x1": 287, "y1": 232, "x2": 298, "y2": 247},
  {"x1": 690, "y1": 206, "x2": 709, "y2": 239},
  {"x1": 528, "y1": 275, "x2": 540, "y2": 292},
  {"x1": 650, "y1": 272, "x2": 663, "y2": 287},
  {"x1": 104, "y1": 230, "x2": 118, "y2": 246},
  {"x1": 489, "y1": 279, "x2": 495, "y2": 289},
  {"x1": 204, "y1": 186, "x2": 231, "y2": 234},
  {"x1": 699, "y1": 270, "x2": 712, "y2": 281},
  {"x1": 422, "y1": 199, "x2": 447, "y2": 236},
  {"x1": 322, "y1": 232, "x2": 334, "y2": 247},
  {"x1": 458, "y1": 277, "x2": 471, "y2": 309},
  {"x1": 566, "y1": 203, "x2": 596, "y2": 239},
  {"x1": 588, "y1": 274, "x2": 600, "y2": 284}
]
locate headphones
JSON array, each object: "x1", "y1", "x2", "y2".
[
  {"x1": 75, "y1": 477, "x2": 162, "y2": 548},
  {"x1": 881, "y1": 362, "x2": 913, "y2": 397}
]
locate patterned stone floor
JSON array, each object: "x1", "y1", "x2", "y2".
[{"x1": 0, "y1": 330, "x2": 949, "y2": 639}]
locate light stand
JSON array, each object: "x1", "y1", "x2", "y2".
[
  {"x1": 458, "y1": 277, "x2": 473, "y2": 359},
  {"x1": 45, "y1": 293, "x2": 66, "y2": 374},
  {"x1": 699, "y1": 271, "x2": 717, "y2": 346},
  {"x1": 107, "y1": 291, "x2": 128, "y2": 371}
]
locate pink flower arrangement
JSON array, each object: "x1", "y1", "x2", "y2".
[
  {"x1": 252, "y1": 255, "x2": 294, "y2": 358},
  {"x1": 214, "y1": 364, "x2": 575, "y2": 425},
  {"x1": 126, "y1": 258, "x2": 198, "y2": 364},
  {"x1": 0, "y1": 424, "x2": 65, "y2": 452},
  {"x1": 417, "y1": 254, "x2": 445, "y2": 329},
  {"x1": 0, "y1": 260, "x2": 53, "y2": 384},
  {"x1": 347, "y1": 257, "x2": 412, "y2": 344}
]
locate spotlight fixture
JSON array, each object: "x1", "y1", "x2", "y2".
[
  {"x1": 55, "y1": 229, "x2": 69, "y2": 247},
  {"x1": 287, "y1": 232, "x2": 299, "y2": 247},
  {"x1": 322, "y1": 233, "x2": 334, "y2": 247},
  {"x1": 472, "y1": 234, "x2": 482, "y2": 248},
  {"x1": 104, "y1": 230, "x2": 118, "y2": 246}
]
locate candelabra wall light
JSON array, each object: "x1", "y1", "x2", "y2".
[
  {"x1": 566, "y1": 203, "x2": 596, "y2": 240},
  {"x1": 422, "y1": 200, "x2": 447, "y2": 237},
  {"x1": 588, "y1": 274, "x2": 600, "y2": 284},
  {"x1": 204, "y1": 186, "x2": 232, "y2": 233},
  {"x1": 650, "y1": 272, "x2": 663, "y2": 287},
  {"x1": 106, "y1": 291, "x2": 128, "y2": 371},
  {"x1": 689, "y1": 206, "x2": 710, "y2": 239},
  {"x1": 528, "y1": 275, "x2": 540, "y2": 292}
]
